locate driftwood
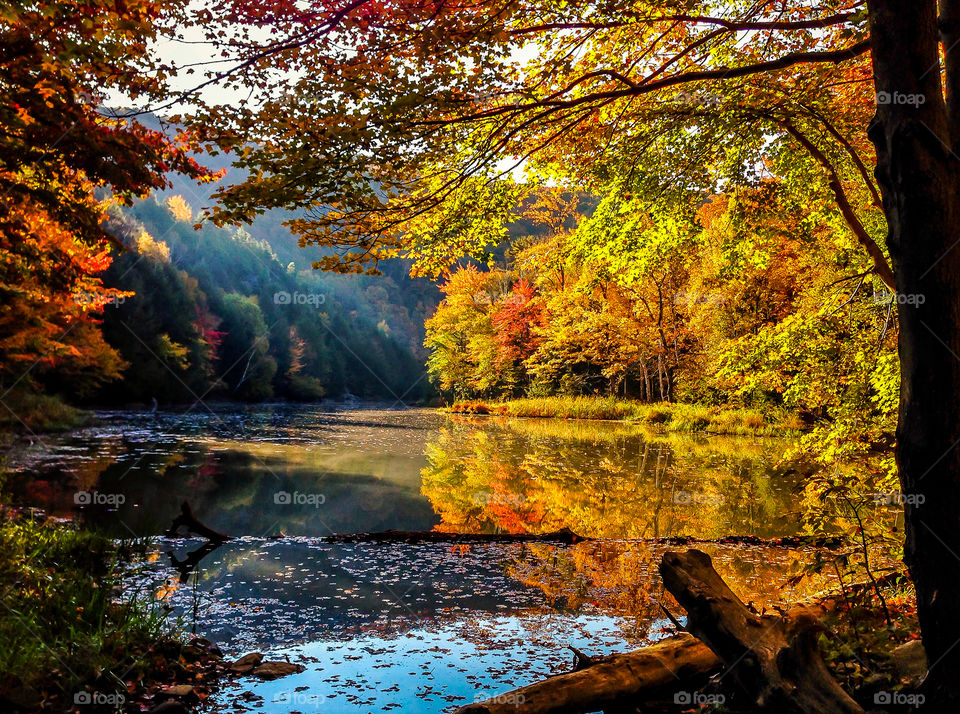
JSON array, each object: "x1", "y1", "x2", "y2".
[
  {"x1": 326, "y1": 527, "x2": 588, "y2": 544},
  {"x1": 452, "y1": 549, "x2": 865, "y2": 714},
  {"x1": 451, "y1": 633, "x2": 722, "y2": 714},
  {"x1": 659, "y1": 549, "x2": 864, "y2": 714},
  {"x1": 165, "y1": 501, "x2": 230, "y2": 542},
  {"x1": 169, "y1": 539, "x2": 225, "y2": 583}
]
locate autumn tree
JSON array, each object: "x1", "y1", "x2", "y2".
[
  {"x1": 0, "y1": 0, "x2": 213, "y2": 405},
  {"x1": 490, "y1": 279, "x2": 543, "y2": 379},
  {"x1": 424, "y1": 266, "x2": 509, "y2": 397}
]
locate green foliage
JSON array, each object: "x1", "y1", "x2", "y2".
[
  {"x1": 217, "y1": 293, "x2": 276, "y2": 400},
  {"x1": 0, "y1": 512, "x2": 173, "y2": 709},
  {"x1": 0, "y1": 391, "x2": 88, "y2": 434}
]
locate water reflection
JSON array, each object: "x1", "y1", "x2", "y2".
[
  {"x1": 7, "y1": 407, "x2": 810, "y2": 540},
  {"x1": 127, "y1": 536, "x2": 834, "y2": 713},
  {"x1": 7, "y1": 405, "x2": 442, "y2": 536},
  {"x1": 421, "y1": 416, "x2": 811, "y2": 539},
  {"x1": 9, "y1": 407, "x2": 837, "y2": 713},
  {"x1": 129, "y1": 537, "x2": 829, "y2": 651}
]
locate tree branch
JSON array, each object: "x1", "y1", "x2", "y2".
[
  {"x1": 440, "y1": 40, "x2": 871, "y2": 125},
  {"x1": 511, "y1": 9, "x2": 862, "y2": 36},
  {"x1": 780, "y1": 119, "x2": 895, "y2": 290}
]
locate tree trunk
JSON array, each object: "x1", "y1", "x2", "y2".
[
  {"x1": 452, "y1": 552, "x2": 858, "y2": 714},
  {"x1": 325, "y1": 527, "x2": 587, "y2": 544},
  {"x1": 450, "y1": 634, "x2": 721, "y2": 714},
  {"x1": 868, "y1": 0, "x2": 960, "y2": 705}
]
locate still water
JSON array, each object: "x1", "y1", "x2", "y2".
[{"x1": 7, "y1": 405, "x2": 832, "y2": 713}]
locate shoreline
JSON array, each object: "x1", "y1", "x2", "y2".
[{"x1": 445, "y1": 396, "x2": 804, "y2": 437}]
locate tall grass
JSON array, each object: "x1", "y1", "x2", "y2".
[
  {"x1": 0, "y1": 510, "x2": 175, "y2": 709},
  {"x1": 447, "y1": 396, "x2": 802, "y2": 436},
  {"x1": 0, "y1": 390, "x2": 88, "y2": 436}
]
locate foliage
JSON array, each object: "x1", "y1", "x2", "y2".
[
  {"x1": 182, "y1": 0, "x2": 884, "y2": 291},
  {"x1": 0, "y1": 390, "x2": 88, "y2": 434},
  {"x1": 0, "y1": 510, "x2": 173, "y2": 710},
  {"x1": 428, "y1": 184, "x2": 896, "y2": 434},
  {"x1": 447, "y1": 396, "x2": 796, "y2": 436},
  {"x1": 0, "y1": 0, "x2": 215, "y2": 402}
]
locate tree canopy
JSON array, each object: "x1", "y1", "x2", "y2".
[{"x1": 182, "y1": 1, "x2": 886, "y2": 288}]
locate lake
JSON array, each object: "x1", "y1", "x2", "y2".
[{"x1": 6, "y1": 404, "x2": 835, "y2": 713}]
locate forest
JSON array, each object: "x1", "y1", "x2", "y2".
[
  {"x1": 4, "y1": 0, "x2": 960, "y2": 713},
  {"x1": 4, "y1": 168, "x2": 438, "y2": 417}
]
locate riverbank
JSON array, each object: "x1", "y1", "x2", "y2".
[
  {"x1": 0, "y1": 391, "x2": 90, "y2": 440},
  {"x1": 0, "y1": 507, "x2": 224, "y2": 712},
  {"x1": 447, "y1": 396, "x2": 803, "y2": 436}
]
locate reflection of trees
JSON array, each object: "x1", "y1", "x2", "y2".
[
  {"x1": 421, "y1": 417, "x2": 808, "y2": 539},
  {"x1": 506, "y1": 541, "x2": 839, "y2": 642},
  {"x1": 21, "y1": 435, "x2": 437, "y2": 537}
]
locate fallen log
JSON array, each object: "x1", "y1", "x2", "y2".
[
  {"x1": 324, "y1": 529, "x2": 845, "y2": 548},
  {"x1": 659, "y1": 549, "x2": 864, "y2": 714},
  {"x1": 325, "y1": 527, "x2": 588, "y2": 544},
  {"x1": 451, "y1": 633, "x2": 722, "y2": 714},
  {"x1": 165, "y1": 501, "x2": 230, "y2": 542}
]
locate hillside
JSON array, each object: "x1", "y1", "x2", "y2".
[{"x1": 78, "y1": 194, "x2": 439, "y2": 405}]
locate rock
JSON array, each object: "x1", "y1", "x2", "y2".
[
  {"x1": 148, "y1": 701, "x2": 189, "y2": 714},
  {"x1": 853, "y1": 672, "x2": 892, "y2": 702},
  {"x1": 160, "y1": 684, "x2": 195, "y2": 698},
  {"x1": 229, "y1": 652, "x2": 264, "y2": 673},
  {"x1": 191, "y1": 637, "x2": 223, "y2": 658},
  {"x1": 181, "y1": 645, "x2": 204, "y2": 661},
  {"x1": 252, "y1": 661, "x2": 305, "y2": 680},
  {"x1": 892, "y1": 639, "x2": 927, "y2": 684}
]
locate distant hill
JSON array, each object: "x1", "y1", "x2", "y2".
[{"x1": 86, "y1": 192, "x2": 438, "y2": 405}]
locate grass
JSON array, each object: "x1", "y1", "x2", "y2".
[
  {"x1": 447, "y1": 396, "x2": 803, "y2": 436},
  {"x1": 0, "y1": 390, "x2": 89, "y2": 438},
  {"x1": 0, "y1": 508, "x2": 179, "y2": 711}
]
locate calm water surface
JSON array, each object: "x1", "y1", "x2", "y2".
[{"x1": 7, "y1": 405, "x2": 831, "y2": 713}]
